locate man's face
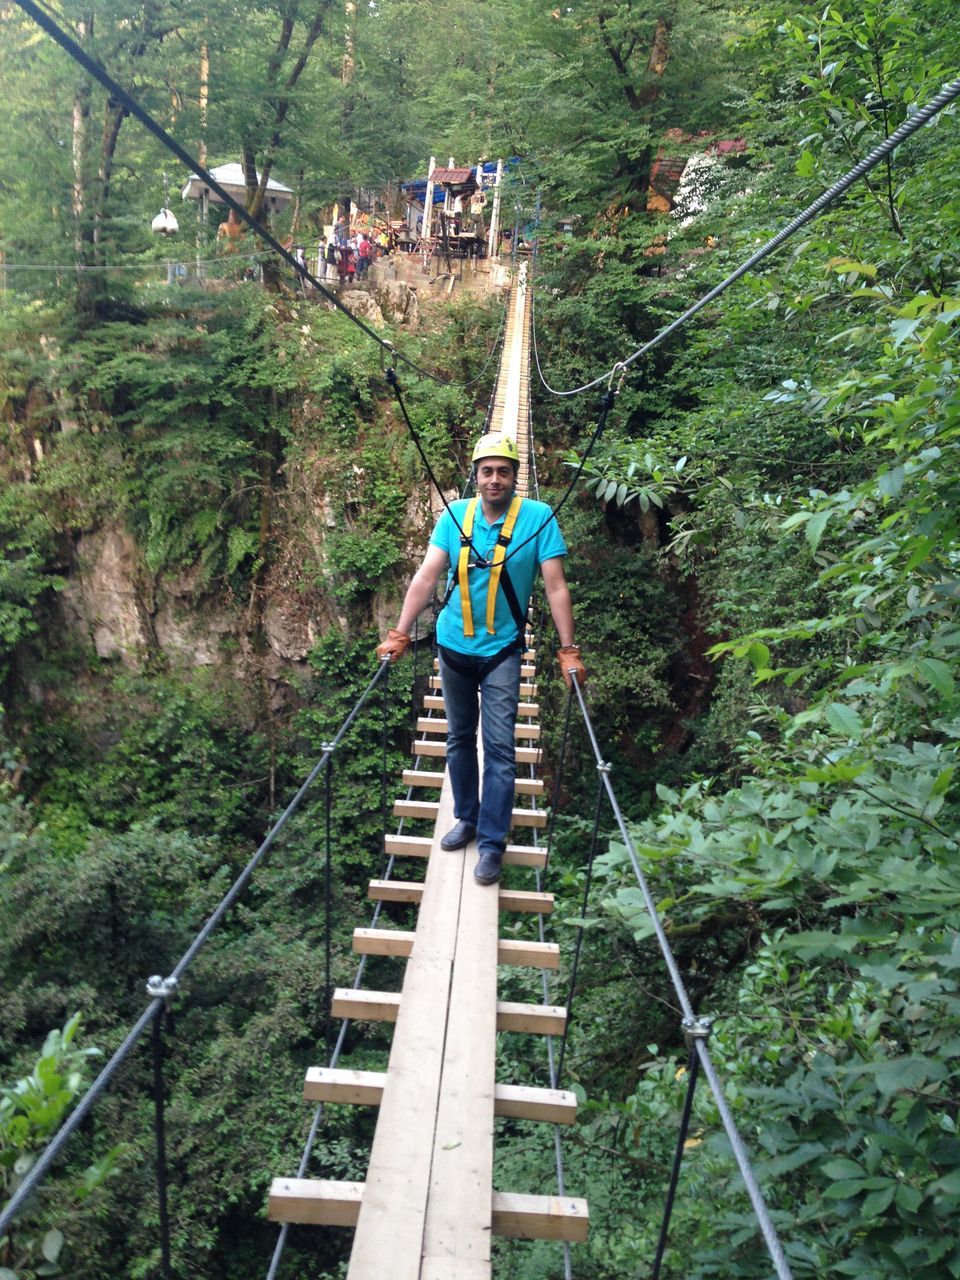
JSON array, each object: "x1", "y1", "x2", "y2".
[{"x1": 476, "y1": 458, "x2": 516, "y2": 510}]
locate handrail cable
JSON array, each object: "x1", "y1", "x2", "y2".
[
  {"x1": 529, "y1": 75, "x2": 960, "y2": 398},
  {"x1": 568, "y1": 677, "x2": 794, "y2": 1280},
  {"x1": 0, "y1": 660, "x2": 391, "y2": 1241},
  {"x1": 12, "y1": 0, "x2": 503, "y2": 393}
]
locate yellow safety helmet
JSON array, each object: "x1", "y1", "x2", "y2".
[{"x1": 472, "y1": 433, "x2": 520, "y2": 465}]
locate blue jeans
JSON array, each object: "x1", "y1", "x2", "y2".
[{"x1": 438, "y1": 646, "x2": 521, "y2": 858}]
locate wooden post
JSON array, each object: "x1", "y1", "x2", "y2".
[
  {"x1": 422, "y1": 156, "x2": 436, "y2": 241},
  {"x1": 489, "y1": 159, "x2": 503, "y2": 262}
]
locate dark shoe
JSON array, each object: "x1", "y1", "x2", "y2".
[
  {"x1": 440, "y1": 820, "x2": 477, "y2": 851},
  {"x1": 474, "y1": 851, "x2": 503, "y2": 885}
]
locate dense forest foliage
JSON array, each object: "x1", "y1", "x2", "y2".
[{"x1": 1, "y1": 0, "x2": 958, "y2": 1277}]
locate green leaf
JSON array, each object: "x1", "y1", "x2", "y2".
[
  {"x1": 918, "y1": 658, "x2": 955, "y2": 698},
  {"x1": 861, "y1": 1183, "x2": 896, "y2": 1217},
  {"x1": 746, "y1": 641, "x2": 771, "y2": 670},
  {"x1": 41, "y1": 1230, "x2": 64, "y2": 1264},
  {"x1": 805, "y1": 509, "x2": 829, "y2": 552},
  {"x1": 825, "y1": 702, "x2": 863, "y2": 739}
]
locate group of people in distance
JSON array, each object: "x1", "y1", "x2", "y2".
[{"x1": 321, "y1": 219, "x2": 394, "y2": 286}]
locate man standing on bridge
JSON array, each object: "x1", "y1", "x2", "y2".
[{"x1": 376, "y1": 434, "x2": 587, "y2": 885}]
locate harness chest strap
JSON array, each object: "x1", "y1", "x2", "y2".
[
  {"x1": 455, "y1": 495, "x2": 524, "y2": 638},
  {"x1": 457, "y1": 498, "x2": 478, "y2": 637},
  {"x1": 485, "y1": 495, "x2": 523, "y2": 634}
]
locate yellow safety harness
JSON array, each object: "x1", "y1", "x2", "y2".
[{"x1": 456, "y1": 494, "x2": 524, "y2": 637}]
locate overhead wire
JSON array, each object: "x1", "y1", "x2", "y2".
[{"x1": 529, "y1": 75, "x2": 960, "y2": 399}]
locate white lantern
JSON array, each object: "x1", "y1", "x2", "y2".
[{"x1": 151, "y1": 207, "x2": 180, "y2": 235}]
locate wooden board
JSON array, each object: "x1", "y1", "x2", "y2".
[
  {"x1": 268, "y1": 1182, "x2": 589, "y2": 1242},
  {"x1": 353, "y1": 930, "x2": 558, "y2": 969},
  {"x1": 421, "y1": 763, "x2": 500, "y2": 1274},
  {"x1": 268, "y1": 1177, "x2": 362, "y2": 1227},
  {"x1": 300, "y1": 1071, "x2": 577, "y2": 1125},
  {"x1": 412, "y1": 740, "x2": 542, "y2": 765},
  {"x1": 384, "y1": 834, "x2": 432, "y2": 858},
  {"x1": 347, "y1": 775, "x2": 463, "y2": 1280},
  {"x1": 416, "y1": 718, "x2": 541, "y2": 741},
  {"x1": 304, "y1": 1068, "x2": 385, "y2": 1106},
  {"x1": 368, "y1": 882, "x2": 553, "y2": 914},
  {"x1": 491, "y1": 1192, "x2": 589, "y2": 1242}
]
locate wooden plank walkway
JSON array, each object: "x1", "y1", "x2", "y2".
[{"x1": 268, "y1": 269, "x2": 587, "y2": 1275}]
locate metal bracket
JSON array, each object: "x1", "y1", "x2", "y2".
[
  {"x1": 597, "y1": 761, "x2": 612, "y2": 774},
  {"x1": 321, "y1": 741, "x2": 336, "y2": 755},
  {"x1": 379, "y1": 339, "x2": 395, "y2": 372},
  {"x1": 608, "y1": 361, "x2": 628, "y2": 396},
  {"x1": 681, "y1": 1015, "x2": 713, "y2": 1050},
  {"x1": 146, "y1": 974, "x2": 179, "y2": 1005}
]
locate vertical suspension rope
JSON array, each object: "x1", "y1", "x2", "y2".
[
  {"x1": 556, "y1": 764, "x2": 606, "y2": 1086},
  {"x1": 324, "y1": 752, "x2": 334, "y2": 1062},
  {"x1": 650, "y1": 1047, "x2": 702, "y2": 1279},
  {"x1": 380, "y1": 660, "x2": 390, "y2": 875},
  {"x1": 151, "y1": 1007, "x2": 173, "y2": 1279},
  {"x1": 542, "y1": 683, "x2": 575, "y2": 878}
]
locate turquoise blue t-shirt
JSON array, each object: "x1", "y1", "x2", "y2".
[{"x1": 430, "y1": 497, "x2": 567, "y2": 657}]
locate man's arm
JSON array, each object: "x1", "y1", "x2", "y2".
[
  {"x1": 540, "y1": 556, "x2": 575, "y2": 646},
  {"x1": 376, "y1": 544, "x2": 449, "y2": 661},
  {"x1": 541, "y1": 556, "x2": 587, "y2": 686},
  {"x1": 396, "y1": 544, "x2": 449, "y2": 634}
]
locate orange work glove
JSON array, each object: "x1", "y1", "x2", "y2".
[
  {"x1": 376, "y1": 628, "x2": 411, "y2": 662},
  {"x1": 557, "y1": 644, "x2": 588, "y2": 687}
]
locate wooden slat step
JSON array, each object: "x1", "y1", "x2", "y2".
[
  {"x1": 268, "y1": 1181, "x2": 588, "y2": 1241},
  {"x1": 304, "y1": 1067, "x2": 384, "y2": 1105},
  {"x1": 382, "y1": 833, "x2": 544, "y2": 868},
  {"x1": 401, "y1": 768, "x2": 444, "y2": 788},
  {"x1": 492, "y1": 1192, "x2": 589, "y2": 1242},
  {"x1": 493, "y1": 1084, "x2": 576, "y2": 1124},
  {"x1": 383, "y1": 833, "x2": 431, "y2": 857},
  {"x1": 353, "y1": 928, "x2": 560, "y2": 970},
  {"x1": 392, "y1": 799, "x2": 441, "y2": 820},
  {"x1": 331, "y1": 987, "x2": 401, "y2": 1023},
  {"x1": 422, "y1": 696, "x2": 540, "y2": 718},
  {"x1": 416, "y1": 717, "x2": 541, "y2": 740},
  {"x1": 393, "y1": 798, "x2": 546, "y2": 828},
  {"x1": 303, "y1": 1069, "x2": 576, "y2": 1123},
  {"x1": 428, "y1": 677, "x2": 538, "y2": 696},
  {"x1": 412, "y1": 740, "x2": 542, "y2": 764},
  {"x1": 368, "y1": 880, "x2": 554, "y2": 914},
  {"x1": 332, "y1": 989, "x2": 567, "y2": 1034},
  {"x1": 268, "y1": 1177, "x2": 362, "y2": 1226}
]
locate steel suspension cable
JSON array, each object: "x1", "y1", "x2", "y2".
[
  {"x1": 0, "y1": 661, "x2": 391, "y2": 1240},
  {"x1": 530, "y1": 75, "x2": 960, "y2": 399},
  {"x1": 568, "y1": 678, "x2": 793, "y2": 1280}
]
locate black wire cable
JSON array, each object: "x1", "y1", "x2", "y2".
[
  {"x1": 324, "y1": 753, "x2": 334, "y2": 1062},
  {"x1": 555, "y1": 766, "x2": 605, "y2": 1086},
  {"x1": 12, "y1": 0, "x2": 498, "y2": 391},
  {"x1": 650, "y1": 1047, "x2": 702, "y2": 1280},
  {"x1": 0, "y1": 662, "x2": 391, "y2": 1241},
  {"x1": 152, "y1": 1007, "x2": 173, "y2": 1279},
  {"x1": 542, "y1": 683, "x2": 576, "y2": 878},
  {"x1": 530, "y1": 75, "x2": 960, "y2": 398}
]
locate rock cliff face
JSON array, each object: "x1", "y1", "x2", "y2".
[{"x1": 53, "y1": 465, "x2": 452, "y2": 680}]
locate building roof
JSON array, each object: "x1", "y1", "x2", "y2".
[
  {"x1": 181, "y1": 163, "x2": 294, "y2": 208},
  {"x1": 430, "y1": 167, "x2": 475, "y2": 185}
]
